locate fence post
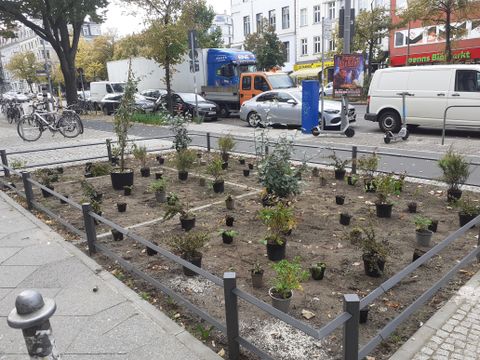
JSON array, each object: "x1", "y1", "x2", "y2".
[
  {"x1": 265, "y1": 145, "x2": 269, "y2": 156},
  {"x1": 21, "y1": 172, "x2": 35, "y2": 210},
  {"x1": 7, "y1": 289, "x2": 59, "y2": 359},
  {"x1": 223, "y1": 272, "x2": 240, "y2": 360},
  {"x1": 351, "y1": 146, "x2": 358, "y2": 175},
  {"x1": 477, "y1": 226, "x2": 480, "y2": 263},
  {"x1": 82, "y1": 203, "x2": 97, "y2": 255},
  {"x1": 206, "y1": 132, "x2": 211, "y2": 152},
  {"x1": 0, "y1": 149, "x2": 10, "y2": 178},
  {"x1": 343, "y1": 294, "x2": 360, "y2": 360},
  {"x1": 106, "y1": 138, "x2": 113, "y2": 162}
]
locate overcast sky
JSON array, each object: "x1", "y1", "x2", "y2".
[{"x1": 102, "y1": 0, "x2": 230, "y2": 37}]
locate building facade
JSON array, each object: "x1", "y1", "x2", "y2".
[
  {"x1": 389, "y1": 0, "x2": 480, "y2": 66},
  {"x1": 210, "y1": 13, "x2": 234, "y2": 46}
]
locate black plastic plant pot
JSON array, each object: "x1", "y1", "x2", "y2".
[
  {"x1": 110, "y1": 169, "x2": 134, "y2": 190},
  {"x1": 111, "y1": 229, "x2": 124, "y2": 241},
  {"x1": 124, "y1": 187, "x2": 132, "y2": 196},
  {"x1": 407, "y1": 202, "x2": 417, "y2": 213},
  {"x1": 222, "y1": 153, "x2": 230, "y2": 162},
  {"x1": 447, "y1": 188, "x2": 462, "y2": 203},
  {"x1": 243, "y1": 169, "x2": 250, "y2": 177},
  {"x1": 178, "y1": 171, "x2": 188, "y2": 181},
  {"x1": 41, "y1": 185, "x2": 54, "y2": 198},
  {"x1": 221, "y1": 162, "x2": 228, "y2": 170},
  {"x1": 93, "y1": 193, "x2": 103, "y2": 203},
  {"x1": 84, "y1": 173, "x2": 93, "y2": 178},
  {"x1": 362, "y1": 254, "x2": 385, "y2": 278},
  {"x1": 251, "y1": 270, "x2": 264, "y2": 288},
  {"x1": 335, "y1": 195, "x2": 345, "y2": 205},
  {"x1": 222, "y1": 233, "x2": 234, "y2": 244},
  {"x1": 334, "y1": 169, "x2": 346, "y2": 181},
  {"x1": 340, "y1": 213, "x2": 351, "y2": 226},
  {"x1": 375, "y1": 203, "x2": 393, "y2": 218},
  {"x1": 239, "y1": 158, "x2": 246, "y2": 165},
  {"x1": 117, "y1": 202, "x2": 127, "y2": 213},
  {"x1": 56, "y1": 167, "x2": 64, "y2": 174},
  {"x1": 248, "y1": 163, "x2": 254, "y2": 170},
  {"x1": 85, "y1": 162, "x2": 93, "y2": 173},
  {"x1": 146, "y1": 241, "x2": 158, "y2": 256},
  {"x1": 359, "y1": 308, "x2": 369, "y2": 324},
  {"x1": 266, "y1": 241, "x2": 286, "y2": 261},
  {"x1": 111, "y1": 156, "x2": 119, "y2": 165},
  {"x1": 156, "y1": 156, "x2": 165, "y2": 165},
  {"x1": 213, "y1": 180, "x2": 225, "y2": 194},
  {"x1": 459, "y1": 212, "x2": 477, "y2": 228},
  {"x1": 140, "y1": 167, "x2": 151, "y2": 177},
  {"x1": 60, "y1": 195, "x2": 69, "y2": 204},
  {"x1": 182, "y1": 254, "x2": 202, "y2": 277},
  {"x1": 428, "y1": 220, "x2": 438, "y2": 233},
  {"x1": 225, "y1": 215, "x2": 235, "y2": 227},
  {"x1": 180, "y1": 216, "x2": 196, "y2": 231},
  {"x1": 310, "y1": 266, "x2": 326, "y2": 280},
  {"x1": 412, "y1": 248, "x2": 427, "y2": 262},
  {"x1": 155, "y1": 172, "x2": 163, "y2": 180}
]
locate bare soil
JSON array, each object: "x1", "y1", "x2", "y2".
[{"x1": 4, "y1": 151, "x2": 480, "y2": 360}]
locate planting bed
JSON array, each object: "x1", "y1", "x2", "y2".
[{"x1": 4, "y1": 151, "x2": 480, "y2": 360}]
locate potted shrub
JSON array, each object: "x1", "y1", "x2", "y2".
[
  {"x1": 117, "y1": 202, "x2": 127, "y2": 213},
  {"x1": 168, "y1": 231, "x2": 209, "y2": 276},
  {"x1": 310, "y1": 262, "x2": 326, "y2": 280},
  {"x1": 133, "y1": 144, "x2": 150, "y2": 177},
  {"x1": 155, "y1": 172, "x2": 163, "y2": 180},
  {"x1": 347, "y1": 174, "x2": 358, "y2": 186},
  {"x1": 269, "y1": 257, "x2": 309, "y2": 313},
  {"x1": 335, "y1": 194, "x2": 345, "y2": 205},
  {"x1": 243, "y1": 169, "x2": 250, "y2": 177},
  {"x1": 329, "y1": 151, "x2": 349, "y2": 180},
  {"x1": 375, "y1": 174, "x2": 396, "y2": 218},
  {"x1": 456, "y1": 196, "x2": 480, "y2": 228},
  {"x1": 220, "y1": 229, "x2": 238, "y2": 244},
  {"x1": 428, "y1": 219, "x2": 438, "y2": 233},
  {"x1": 351, "y1": 224, "x2": 389, "y2": 277},
  {"x1": 81, "y1": 181, "x2": 102, "y2": 204},
  {"x1": 312, "y1": 167, "x2": 320, "y2": 177},
  {"x1": 407, "y1": 201, "x2": 417, "y2": 213},
  {"x1": 175, "y1": 149, "x2": 197, "y2": 181},
  {"x1": 163, "y1": 192, "x2": 196, "y2": 231},
  {"x1": 206, "y1": 157, "x2": 225, "y2": 193},
  {"x1": 225, "y1": 215, "x2": 235, "y2": 227},
  {"x1": 111, "y1": 229, "x2": 124, "y2": 241},
  {"x1": 146, "y1": 240, "x2": 159, "y2": 256},
  {"x1": 156, "y1": 155, "x2": 165, "y2": 165},
  {"x1": 438, "y1": 147, "x2": 470, "y2": 202},
  {"x1": 248, "y1": 163, "x2": 254, "y2": 170},
  {"x1": 218, "y1": 134, "x2": 235, "y2": 162},
  {"x1": 414, "y1": 216, "x2": 433, "y2": 247},
  {"x1": 239, "y1": 158, "x2": 246, "y2": 165},
  {"x1": 110, "y1": 62, "x2": 136, "y2": 190},
  {"x1": 90, "y1": 163, "x2": 113, "y2": 178},
  {"x1": 123, "y1": 185, "x2": 133, "y2": 196},
  {"x1": 340, "y1": 212, "x2": 352, "y2": 226},
  {"x1": 225, "y1": 195, "x2": 235, "y2": 210},
  {"x1": 148, "y1": 178, "x2": 167, "y2": 203},
  {"x1": 259, "y1": 202, "x2": 297, "y2": 261},
  {"x1": 38, "y1": 169, "x2": 56, "y2": 198},
  {"x1": 357, "y1": 152, "x2": 379, "y2": 192},
  {"x1": 251, "y1": 262, "x2": 264, "y2": 288}
]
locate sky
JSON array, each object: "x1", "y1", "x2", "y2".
[{"x1": 102, "y1": 0, "x2": 230, "y2": 37}]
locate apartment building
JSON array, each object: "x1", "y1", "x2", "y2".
[{"x1": 210, "y1": 13, "x2": 234, "y2": 46}]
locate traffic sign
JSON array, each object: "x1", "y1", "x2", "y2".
[{"x1": 190, "y1": 60, "x2": 200, "y2": 73}]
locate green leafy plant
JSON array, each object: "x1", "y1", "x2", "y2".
[
  {"x1": 37, "y1": 169, "x2": 58, "y2": 187},
  {"x1": 170, "y1": 116, "x2": 191, "y2": 152},
  {"x1": 329, "y1": 150, "x2": 350, "y2": 171},
  {"x1": 456, "y1": 197, "x2": 480, "y2": 216},
  {"x1": 218, "y1": 134, "x2": 235, "y2": 156},
  {"x1": 148, "y1": 178, "x2": 167, "y2": 193},
  {"x1": 271, "y1": 257, "x2": 309, "y2": 299},
  {"x1": 220, "y1": 229, "x2": 238, "y2": 237},
  {"x1": 196, "y1": 324, "x2": 214, "y2": 342},
  {"x1": 175, "y1": 149, "x2": 197, "y2": 172},
  {"x1": 438, "y1": 146, "x2": 470, "y2": 192},
  {"x1": 259, "y1": 202, "x2": 297, "y2": 245},
  {"x1": 132, "y1": 143, "x2": 148, "y2": 168},
  {"x1": 163, "y1": 193, "x2": 194, "y2": 220},
  {"x1": 414, "y1": 216, "x2": 432, "y2": 232},
  {"x1": 251, "y1": 261, "x2": 263, "y2": 274},
  {"x1": 375, "y1": 174, "x2": 397, "y2": 204},
  {"x1": 354, "y1": 223, "x2": 390, "y2": 263},
  {"x1": 357, "y1": 152, "x2": 378, "y2": 179},
  {"x1": 90, "y1": 163, "x2": 112, "y2": 177},
  {"x1": 10, "y1": 159, "x2": 26, "y2": 170},
  {"x1": 206, "y1": 157, "x2": 224, "y2": 182},
  {"x1": 168, "y1": 231, "x2": 209, "y2": 259}
]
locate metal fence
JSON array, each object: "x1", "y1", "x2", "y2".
[{"x1": 1, "y1": 135, "x2": 480, "y2": 360}]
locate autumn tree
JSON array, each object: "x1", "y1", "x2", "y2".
[
  {"x1": 180, "y1": 0, "x2": 223, "y2": 48},
  {"x1": 0, "y1": 0, "x2": 108, "y2": 105},
  {"x1": 76, "y1": 35, "x2": 115, "y2": 82},
  {"x1": 5, "y1": 51, "x2": 42, "y2": 91},
  {"x1": 113, "y1": 33, "x2": 148, "y2": 60},
  {"x1": 244, "y1": 21, "x2": 285, "y2": 71}
]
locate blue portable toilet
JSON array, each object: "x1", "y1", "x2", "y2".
[{"x1": 301, "y1": 80, "x2": 320, "y2": 134}]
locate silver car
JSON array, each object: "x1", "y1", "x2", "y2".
[{"x1": 240, "y1": 89, "x2": 356, "y2": 129}]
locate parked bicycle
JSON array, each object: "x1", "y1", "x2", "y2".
[
  {"x1": 66, "y1": 100, "x2": 94, "y2": 115},
  {"x1": 5, "y1": 101, "x2": 24, "y2": 124},
  {"x1": 17, "y1": 104, "x2": 84, "y2": 142}
]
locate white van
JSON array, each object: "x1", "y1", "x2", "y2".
[
  {"x1": 90, "y1": 81, "x2": 126, "y2": 109},
  {"x1": 365, "y1": 65, "x2": 480, "y2": 132}
]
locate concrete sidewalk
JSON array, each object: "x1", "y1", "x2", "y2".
[{"x1": 0, "y1": 191, "x2": 222, "y2": 360}]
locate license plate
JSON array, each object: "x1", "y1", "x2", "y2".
[{"x1": 208, "y1": 111, "x2": 216, "y2": 115}]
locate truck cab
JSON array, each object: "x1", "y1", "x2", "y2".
[{"x1": 239, "y1": 72, "x2": 295, "y2": 104}]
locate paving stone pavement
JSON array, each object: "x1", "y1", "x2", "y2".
[{"x1": 0, "y1": 191, "x2": 222, "y2": 360}]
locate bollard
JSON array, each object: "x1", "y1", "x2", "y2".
[
  {"x1": 343, "y1": 294, "x2": 360, "y2": 360},
  {"x1": 82, "y1": 203, "x2": 97, "y2": 255},
  {"x1": 477, "y1": 226, "x2": 480, "y2": 263},
  {"x1": 21, "y1": 172, "x2": 35, "y2": 210},
  {"x1": 351, "y1": 146, "x2": 358, "y2": 175},
  {"x1": 7, "y1": 290, "x2": 60, "y2": 359},
  {"x1": 206, "y1": 132, "x2": 211, "y2": 152},
  {"x1": 223, "y1": 272, "x2": 240, "y2": 360},
  {"x1": 0, "y1": 149, "x2": 10, "y2": 178}
]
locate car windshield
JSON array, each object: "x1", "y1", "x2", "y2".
[
  {"x1": 179, "y1": 93, "x2": 206, "y2": 102},
  {"x1": 237, "y1": 64, "x2": 257, "y2": 74},
  {"x1": 111, "y1": 83, "x2": 126, "y2": 93},
  {"x1": 268, "y1": 74, "x2": 295, "y2": 89}
]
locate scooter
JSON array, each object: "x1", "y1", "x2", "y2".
[
  {"x1": 311, "y1": 94, "x2": 355, "y2": 138},
  {"x1": 384, "y1": 92, "x2": 414, "y2": 144}
]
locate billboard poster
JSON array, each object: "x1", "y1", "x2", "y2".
[{"x1": 333, "y1": 54, "x2": 364, "y2": 97}]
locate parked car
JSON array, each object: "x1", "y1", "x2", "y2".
[
  {"x1": 140, "y1": 89, "x2": 167, "y2": 102},
  {"x1": 239, "y1": 89, "x2": 356, "y2": 129},
  {"x1": 321, "y1": 82, "x2": 333, "y2": 96},
  {"x1": 100, "y1": 93, "x2": 155, "y2": 115},
  {"x1": 156, "y1": 92, "x2": 218, "y2": 120},
  {"x1": 77, "y1": 90, "x2": 91, "y2": 102},
  {"x1": 90, "y1": 81, "x2": 126, "y2": 110},
  {"x1": 2, "y1": 91, "x2": 29, "y2": 102},
  {"x1": 365, "y1": 64, "x2": 480, "y2": 132}
]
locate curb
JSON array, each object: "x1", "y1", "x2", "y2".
[{"x1": 0, "y1": 191, "x2": 222, "y2": 360}]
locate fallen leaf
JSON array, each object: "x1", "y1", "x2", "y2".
[
  {"x1": 217, "y1": 348, "x2": 225, "y2": 357},
  {"x1": 302, "y1": 309, "x2": 316, "y2": 319}
]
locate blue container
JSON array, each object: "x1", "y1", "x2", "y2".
[{"x1": 301, "y1": 80, "x2": 320, "y2": 134}]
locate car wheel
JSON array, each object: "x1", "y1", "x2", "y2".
[
  {"x1": 378, "y1": 110, "x2": 401, "y2": 133},
  {"x1": 102, "y1": 106, "x2": 110, "y2": 115},
  {"x1": 247, "y1": 111, "x2": 263, "y2": 127},
  {"x1": 219, "y1": 105, "x2": 230, "y2": 118}
]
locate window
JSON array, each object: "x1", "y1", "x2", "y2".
[
  {"x1": 269, "y1": 10, "x2": 276, "y2": 30},
  {"x1": 254, "y1": 76, "x2": 269, "y2": 91},
  {"x1": 283, "y1": 41, "x2": 290, "y2": 62},
  {"x1": 328, "y1": 2, "x2": 336, "y2": 19},
  {"x1": 216, "y1": 64, "x2": 235, "y2": 77},
  {"x1": 301, "y1": 38, "x2": 308, "y2": 55},
  {"x1": 329, "y1": 39, "x2": 336, "y2": 51},
  {"x1": 243, "y1": 16, "x2": 251, "y2": 36},
  {"x1": 242, "y1": 76, "x2": 252, "y2": 90},
  {"x1": 276, "y1": 92, "x2": 294, "y2": 103},
  {"x1": 282, "y1": 6, "x2": 290, "y2": 29},
  {"x1": 256, "y1": 92, "x2": 276, "y2": 102},
  {"x1": 300, "y1": 8, "x2": 308, "y2": 27},
  {"x1": 395, "y1": 31, "x2": 406, "y2": 47},
  {"x1": 455, "y1": 70, "x2": 480, "y2": 92},
  {"x1": 256, "y1": 13, "x2": 263, "y2": 32},
  {"x1": 106, "y1": 85, "x2": 113, "y2": 94},
  {"x1": 314, "y1": 36, "x2": 321, "y2": 53},
  {"x1": 313, "y1": 5, "x2": 321, "y2": 24}
]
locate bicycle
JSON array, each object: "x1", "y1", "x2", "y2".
[
  {"x1": 67, "y1": 100, "x2": 94, "y2": 115},
  {"x1": 17, "y1": 105, "x2": 84, "y2": 142},
  {"x1": 6, "y1": 101, "x2": 24, "y2": 124}
]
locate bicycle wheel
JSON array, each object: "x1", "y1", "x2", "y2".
[
  {"x1": 58, "y1": 112, "x2": 83, "y2": 138},
  {"x1": 17, "y1": 115, "x2": 43, "y2": 141}
]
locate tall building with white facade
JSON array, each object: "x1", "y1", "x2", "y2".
[{"x1": 210, "y1": 13, "x2": 234, "y2": 46}]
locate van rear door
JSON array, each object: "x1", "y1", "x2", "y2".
[
  {"x1": 407, "y1": 68, "x2": 452, "y2": 126},
  {"x1": 446, "y1": 69, "x2": 480, "y2": 127}
]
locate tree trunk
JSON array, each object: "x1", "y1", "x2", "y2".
[
  {"x1": 58, "y1": 54, "x2": 77, "y2": 105},
  {"x1": 368, "y1": 41, "x2": 374, "y2": 77},
  {"x1": 445, "y1": 9, "x2": 452, "y2": 63},
  {"x1": 165, "y1": 59, "x2": 173, "y2": 114}
]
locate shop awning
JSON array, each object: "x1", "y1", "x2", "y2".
[{"x1": 290, "y1": 67, "x2": 322, "y2": 79}]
